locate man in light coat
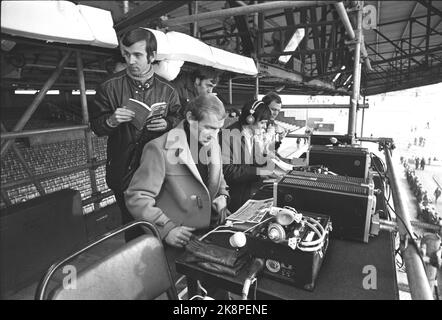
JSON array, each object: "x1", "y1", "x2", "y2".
[{"x1": 125, "y1": 94, "x2": 230, "y2": 249}]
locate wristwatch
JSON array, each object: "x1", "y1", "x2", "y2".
[{"x1": 106, "y1": 117, "x2": 118, "y2": 128}]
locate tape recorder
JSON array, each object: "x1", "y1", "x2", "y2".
[
  {"x1": 308, "y1": 145, "x2": 371, "y2": 179},
  {"x1": 275, "y1": 171, "x2": 377, "y2": 242},
  {"x1": 246, "y1": 207, "x2": 332, "y2": 291}
]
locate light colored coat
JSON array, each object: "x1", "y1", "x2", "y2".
[{"x1": 125, "y1": 121, "x2": 229, "y2": 239}]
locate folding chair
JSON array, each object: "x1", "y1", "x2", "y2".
[{"x1": 35, "y1": 221, "x2": 178, "y2": 300}]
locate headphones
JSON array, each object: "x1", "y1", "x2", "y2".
[{"x1": 246, "y1": 100, "x2": 264, "y2": 125}]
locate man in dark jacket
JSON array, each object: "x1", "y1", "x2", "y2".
[
  {"x1": 172, "y1": 66, "x2": 220, "y2": 109},
  {"x1": 262, "y1": 92, "x2": 286, "y2": 151},
  {"x1": 89, "y1": 28, "x2": 182, "y2": 241}
]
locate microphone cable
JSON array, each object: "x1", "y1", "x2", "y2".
[{"x1": 242, "y1": 258, "x2": 265, "y2": 300}]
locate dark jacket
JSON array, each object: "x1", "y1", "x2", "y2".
[
  {"x1": 172, "y1": 73, "x2": 197, "y2": 110},
  {"x1": 219, "y1": 121, "x2": 265, "y2": 212},
  {"x1": 89, "y1": 70, "x2": 182, "y2": 192}
]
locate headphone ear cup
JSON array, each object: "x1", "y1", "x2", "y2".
[{"x1": 246, "y1": 114, "x2": 255, "y2": 125}]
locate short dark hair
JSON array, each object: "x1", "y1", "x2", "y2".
[
  {"x1": 186, "y1": 94, "x2": 226, "y2": 121},
  {"x1": 191, "y1": 66, "x2": 221, "y2": 85},
  {"x1": 239, "y1": 99, "x2": 271, "y2": 126},
  {"x1": 119, "y1": 28, "x2": 157, "y2": 58},
  {"x1": 262, "y1": 91, "x2": 282, "y2": 106}
]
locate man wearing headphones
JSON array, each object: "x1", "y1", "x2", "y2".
[{"x1": 220, "y1": 99, "x2": 273, "y2": 212}]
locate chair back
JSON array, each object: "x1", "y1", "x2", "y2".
[{"x1": 36, "y1": 221, "x2": 177, "y2": 300}]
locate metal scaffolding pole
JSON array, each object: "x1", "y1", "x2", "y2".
[
  {"x1": 383, "y1": 145, "x2": 434, "y2": 300},
  {"x1": 0, "y1": 50, "x2": 72, "y2": 157},
  {"x1": 76, "y1": 50, "x2": 100, "y2": 211},
  {"x1": 347, "y1": 2, "x2": 363, "y2": 138},
  {"x1": 193, "y1": 1, "x2": 199, "y2": 37},
  {"x1": 162, "y1": 1, "x2": 332, "y2": 26},
  {"x1": 1, "y1": 125, "x2": 88, "y2": 140},
  {"x1": 334, "y1": 2, "x2": 372, "y2": 71},
  {"x1": 228, "y1": 78, "x2": 233, "y2": 104},
  {"x1": 360, "y1": 95, "x2": 366, "y2": 137}
]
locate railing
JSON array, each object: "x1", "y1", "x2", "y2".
[{"x1": 358, "y1": 136, "x2": 434, "y2": 300}]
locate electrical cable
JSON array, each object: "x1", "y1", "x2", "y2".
[
  {"x1": 300, "y1": 218, "x2": 325, "y2": 247},
  {"x1": 242, "y1": 258, "x2": 264, "y2": 300},
  {"x1": 253, "y1": 278, "x2": 258, "y2": 300},
  {"x1": 384, "y1": 198, "x2": 427, "y2": 271}
]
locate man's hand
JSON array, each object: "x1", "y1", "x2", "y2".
[
  {"x1": 212, "y1": 195, "x2": 228, "y2": 214},
  {"x1": 145, "y1": 118, "x2": 168, "y2": 132},
  {"x1": 165, "y1": 226, "x2": 196, "y2": 248},
  {"x1": 108, "y1": 108, "x2": 135, "y2": 126},
  {"x1": 278, "y1": 128, "x2": 288, "y2": 140}
]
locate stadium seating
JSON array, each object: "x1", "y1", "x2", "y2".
[{"x1": 0, "y1": 127, "x2": 112, "y2": 213}]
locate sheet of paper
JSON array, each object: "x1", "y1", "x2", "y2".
[{"x1": 227, "y1": 198, "x2": 274, "y2": 223}]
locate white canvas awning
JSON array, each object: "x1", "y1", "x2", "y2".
[{"x1": 1, "y1": 1, "x2": 118, "y2": 48}]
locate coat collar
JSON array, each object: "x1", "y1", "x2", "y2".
[{"x1": 164, "y1": 121, "x2": 221, "y2": 199}]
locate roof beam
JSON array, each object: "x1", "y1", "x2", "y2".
[
  {"x1": 320, "y1": 5, "x2": 328, "y2": 73},
  {"x1": 425, "y1": 0, "x2": 432, "y2": 65},
  {"x1": 415, "y1": 17, "x2": 442, "y2": 49},
  {"x1": 415, "y1": 17, "x2": 442, "y2": 63},
  {"x1": 200, "y1": 7, "x2": 287, "y2": 36},
  {"x1": 391, "y1": 2, "x2": 418, "y2": 61},
  {"x1": 115, "y1": 1, "x2": 191, "y2": 33},
  {"x1": 378, "y1": 13, "x2": 439, "y2": 27},
  {"x1": 371, "y1": 45, "x2": 442, "y2": 65},
  {"x1": 162, "y1": 1, "x2": 332, "y2": 26},
  {"x1": 366, "y1": 31, "x2": 441, "y2": 46},
  {"x1": 365, "y1": 43, "x2": 398, "y2": 70},
  {"x1": 326, "y1": 10, "x2": 338, "y2": 69},
  {"x1": 200, "y1": 19, "x2": 339, "y2": 41},
  {"x1": 413, "y1": 18, "x2": 442, "y2": 36},
  {"x1": 284, "y1": 8, "x2": 295, "y2": 26},
  {"x1": 227, "y1": 0, "x2": 255, "y2": 56},
  {"x1": 310, "y1": 7, "x2": 324, "y2": 75},
  {"x1": 367, "y1": 44, "x2": 442, "y2": 63},
  {"x1": 400, "y1": 3, "x2": 419, "y2": 42},
  {"x1": 375, "y1": 1, "x2": 381, "y2": 61},
  {"x1": 374, "y1": 29, "x2": 422, "y2": 65},
  {"x1": 417, "y1": 0, "x2": 442, "y2": 17}
]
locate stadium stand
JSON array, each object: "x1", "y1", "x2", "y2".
[{"x1": 0, "y1": 120, "x2": 113, "y2": 214}]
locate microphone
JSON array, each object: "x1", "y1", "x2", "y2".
[{"x1": 242, "y1": 258, "x2": 265, "y2": 300}]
